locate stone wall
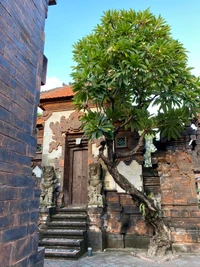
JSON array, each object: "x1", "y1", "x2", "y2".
[{"x1": 0, "y1": 1, "x2": 55, "y2": 266}]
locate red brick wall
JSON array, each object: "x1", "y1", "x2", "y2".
[
  {"x1": 158, "y1": 149, "x2": 200, "y2": 252},
  {"x1": 0, "y1": 1, "x2": 51, "y2": 266}
]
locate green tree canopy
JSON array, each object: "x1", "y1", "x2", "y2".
[
  {"x1": 71, "y1": 9, "x2": 200, "y2": 256},
  {"x1": 72, "y1": 8, "x2": 200, "y2": 141}
]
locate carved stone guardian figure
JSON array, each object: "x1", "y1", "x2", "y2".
[
  {"x1": 40, "y1": 166, "x2": 57, "y2": 207},
  {"x1": 88, "y1": 163, "x2": 103, "y2": 207}
]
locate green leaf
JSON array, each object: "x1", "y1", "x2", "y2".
[{"x1": 71, "y1": 8, "x2": 200, "y2": 144}]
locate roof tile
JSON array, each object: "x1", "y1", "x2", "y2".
[{"x1": 40, "y1": 86, "x2": 75, "y2": 100}]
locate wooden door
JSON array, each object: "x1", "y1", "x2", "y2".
[{"x1": 71, "y1": 149, "x2": 88, "y2": 204}]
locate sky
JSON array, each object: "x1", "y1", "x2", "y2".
[{"x1": 42, "y1": 0, "x2": 200, "y2": 91}]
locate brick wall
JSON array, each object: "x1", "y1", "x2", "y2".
[
  {"x1": 0, "y1": 1, "x2": 54, "y2": 266},
  {"x1": 157, "y1": 146, "x2": 200, "y2": 252}
]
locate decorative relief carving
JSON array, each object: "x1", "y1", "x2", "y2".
[
  {"x1": 49, "y1": 121, "x2": 65, "y2": 153},
  {"x1": 60, "y1": 110, "x2": 84, "y2": 133},
  {"x1": 49, "y1": 110, "x2": 84, "y2": 153}
]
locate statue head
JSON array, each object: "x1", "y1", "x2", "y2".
[{"x1": 42, "y1": 166, "x2": 56, "y2": 180}]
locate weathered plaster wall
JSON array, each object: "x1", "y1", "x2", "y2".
[
  {"x1": 117, "y1": 161, "x2": 142, "y2": 192},
  {"x1": 0, "y1": 1, "x2": 53, "y2": 266},
  {"x1": 42, "y1": 110, "x2": 74, "y2": 185},
  {"x1": 91, "y1": 143, "x2": 142, "y2": 192}
]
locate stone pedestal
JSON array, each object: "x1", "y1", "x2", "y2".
[
  {"x1": 87, "y1": 230, "x2": 106, "y2": 252},
  {"x1": 87, "y1": 207, "x2": 105, "y2": 251}
]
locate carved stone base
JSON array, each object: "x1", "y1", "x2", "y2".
[
  {"x1": 87, "y1": 230, "x2": 106, "y2": 251},
  {"x1": 87, "y1": 207, "x2": 105, "y2": 251}
]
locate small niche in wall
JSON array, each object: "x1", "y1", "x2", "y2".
[
  {"x1": 36, "y1": 144, "x2": 42, "y2": 153},
  {"x1": 116, "y1": 137, "x2": 127, "y2": 148}
]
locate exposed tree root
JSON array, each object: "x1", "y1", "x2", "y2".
[{"x1": 147, "y1": 224, "x2": 171, "y2": 257}]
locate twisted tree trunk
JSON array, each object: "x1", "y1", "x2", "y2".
[{"x1": 99, "y1": 141, "x2": 171, "y2": 257}]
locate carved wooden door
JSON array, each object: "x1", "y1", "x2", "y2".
[{"x1": 71, "y1": 149, "x2": 88, "y2": 204}]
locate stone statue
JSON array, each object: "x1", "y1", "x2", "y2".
[
  {"x1": 144, "y1": 134, "x2": 157, "y2": 167},
  {"x1": 88, "y1": 163, "x2": 103, "y2": 207},
  {"x1": 40, "y1": 166, "x2": 57, "y2": 207}
]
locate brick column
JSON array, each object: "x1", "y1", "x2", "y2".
[{"x1": 0, "y1": 1, "x2": 55, "y2": 266}]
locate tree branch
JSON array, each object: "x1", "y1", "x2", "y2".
[
  {"x1": 99, "y1": 141, "x2": 115, "y2": 167},
  {"x1": 115, "y1": 130, "x2": 146, "y2": 158},
  {"x1": 142, "y1": 94, "x2": 159, "y2": 107},
  {"x1": 99, "y1": 151, "x2": 114, "y2": 166},
  {"x1": 114, "y1": 115, "x2": 134, "y2": 135}
]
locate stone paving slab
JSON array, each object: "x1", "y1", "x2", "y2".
[{"x1": 44, "y1": 250, "x2": 200, "y2": 267}]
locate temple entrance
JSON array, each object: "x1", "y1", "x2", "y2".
[{"x1": 63, "y1": 136, "x2": 88, "y2": 205}]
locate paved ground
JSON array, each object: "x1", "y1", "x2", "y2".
[{"x1": 44, "y1": 249, "x2": 200, "y2": 267}]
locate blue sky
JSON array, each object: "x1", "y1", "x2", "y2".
[{"x1": 43, "y1": 0, "x2": 200, "y2": 90}]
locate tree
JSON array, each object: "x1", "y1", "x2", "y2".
[{"x1": 71, "y1": 9, "x2": 200, "y2": 256}]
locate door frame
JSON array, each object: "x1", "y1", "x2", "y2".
[{"x1": 63, "y1": 134, "x2": 88, "y2": 205}]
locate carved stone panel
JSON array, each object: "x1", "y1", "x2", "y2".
[{"x1": 49, "y1": 110, "x2": 84, "y2": 153}]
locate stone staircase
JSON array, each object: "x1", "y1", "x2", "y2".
[{"x1": 39, "y1": 205, "x2": 88, "y2": 260}]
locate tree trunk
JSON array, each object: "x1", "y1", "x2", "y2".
[
  {"x1": 146, "y1": 218, "x2": 170, "y2": 257},
  {"x1": 99, "y1": 149, "x2": 171, "y2": 257}
]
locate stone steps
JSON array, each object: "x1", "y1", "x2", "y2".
[
  {"x1": 57, "y1": 206, "x2": 87, "y2": 212},
  {"x1": 41, "y1": 228, "x2": 85, "y2": 236},
  {"x1": 51, "y1": 213, "x2": 87, "y2": 220},
  {"x1": 39, "y1": 206, "x2": 88, "y2": 260},
  {"x1": 48, "y1": 220, "x2": 86, "y2": 229},
  {"x1": 44, "y1": 248, "x2": 82, "y2": 260},
  {"x1": 40, "y1": 237, "x2": 83, "y2": 247}
]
